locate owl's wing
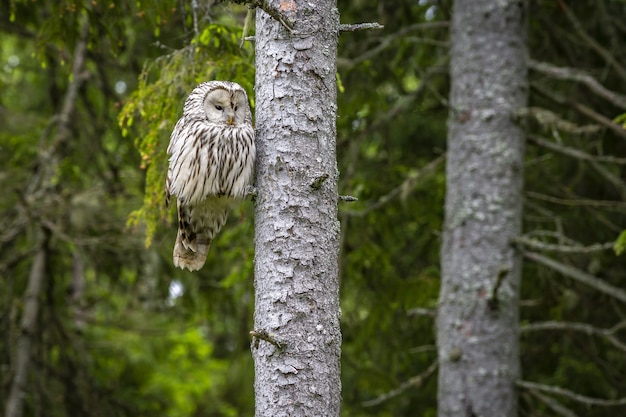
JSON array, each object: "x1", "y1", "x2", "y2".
[{"x1": 165, "y1": 117, "x2": 187, "y2": 208}]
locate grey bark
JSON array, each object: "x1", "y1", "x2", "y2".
[
  {"x1": 5, "y1": 230, "x2": 48, "y2": 417},
  {"x1": 252, "y1": 2, "x2": 341, "y2": 417},
  {"x1": 437, "y1": 1, "x2": 528, "y2": 416}
]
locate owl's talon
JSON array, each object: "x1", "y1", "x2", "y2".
[{"x1": 245, "y1": 185, "x2": 258, "y2": 197}]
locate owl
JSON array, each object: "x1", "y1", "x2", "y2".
[{"x1": 165, "y1": 81, "x2": 255, "y2": 271}]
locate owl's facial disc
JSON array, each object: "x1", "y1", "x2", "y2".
[{"x1": 203, "y1": 88, "x2": 247, "y2": 126}]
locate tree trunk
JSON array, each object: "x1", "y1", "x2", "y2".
[
  {"x1": 437, "y1": 1, "x2": 528, "y2": 416},
  {"x1": 252, "y1": 2, "x2": 341, "y2": 417},
  {"x1": 5, "y1": 229, "x2": 48, "y2": 417}
]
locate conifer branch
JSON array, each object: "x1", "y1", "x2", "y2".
[
  {"x1": 527, "y1": 389, "x2": 581, "y2": 417},
  {"x1": 556, "y1": 0, "x2": 626, "y2": 81},
  {"x1": 250, "y1": 329, "x2": 285, "y2": 350},
  {"x1": 231, "y1": 0, "x2": 294, "y2": 33},
  {"x1": 339, "y1": 22, "x2": 384, "y2": 32},
  {"x1": 530, "y1": 60, "x2": 626, "y2": 109},
  {"x1": 342, "y1": 154, "x2": 445, "y2": 217},
  {"x1": 523, "y1": 251, "x2": 626, "y2": 305},
  {"x1": 514, "y1": 235, "x2": 614, "y2": 254},
  {"x1": 528, "y1": 135, "x2": 626, "y2": 165},
  {"x1": 362, "y1": 361, "x2": 438, "y2": 407},
  {"x1": 521, "y1": 320, "x2": 626, "y2": 354},
  {"x1": 518, "y1": 380, "x2": 626, "y2": 406}
]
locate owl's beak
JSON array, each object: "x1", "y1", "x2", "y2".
[{"x1": 228, "y1": 116, "x2": 234, "y2": 125}]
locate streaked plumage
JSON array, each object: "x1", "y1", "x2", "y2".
[{"x1": 166, "y1": 81, "x2": 255, "y2": 271}]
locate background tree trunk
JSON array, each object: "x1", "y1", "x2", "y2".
[
  {"x1": 252, "y1": 2, "x2": 342, "y2": 417},
  {"x1": 437, "y1": 1, "x2": 528, "y2": 416},
  {"x1": 5, "y1": 230, "x2": 48, "y2": 417}
]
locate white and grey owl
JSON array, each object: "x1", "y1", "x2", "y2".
[{"x1": 165, "y1": 81, "x2": 255, "y2": 271}]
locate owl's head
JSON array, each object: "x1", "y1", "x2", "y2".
[
  {"x1": 189, "y1": 81, "x2": 251, "y2": 126},
  {"x1": 182, "y1": 81, "x2": 252, "y2": 126}
]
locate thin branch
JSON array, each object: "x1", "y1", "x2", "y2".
[
  {"x1": 589, "y1": 160, "x2": 626, "y2": 200},
  {"x1": 339, "y1": 22, "x2": 384, "y2": 32},
  {"x1": 338, "y1": 21, "x2": 448, "y2": 70},
  {"x1": 408, "y1": 345, "x2": 436, "y2": 354},
  {"x1": 250, "y1": 329, "x2": 284, "y2": 350},
  {"x1": 528, "y1": 389, "x2": 581, "y2": 417},
  {"x1": 231, "y1": 0, "x2": 294, "y2": 33},
  {"x1": 570, "y1": 101, "x2": 626, "y2": 139},
  {"x1": 557, "y1": 0, "x2": 626, "y2": 81},
  {"x1": 529, "y1": 60, "x2": 626, "y2": 109},
  {"x1": 514, "y1": 235, "x2": 614, "y2": 254},
  {"x1": 362, "y1": 361, "x2": 438, "y2": 407},
  {"x1": 531, "y1": 83, "x2": 626, "y2": 139},
  {"x1": 339, "y1": 56, "x2": 448, "y2": 153},
  {"x1": 338, "y1": 195, "x2": 358, "y2": 202},
  {"x1": 342, "y1": 154, "x2": 445, "y2": 217},
  {"x1": 518, "y1": 107, "x2": 602, "y2": 135},
  {"x1": 407, "y1": 307, "x2": 437, "y2": 318},
  {"x1": 526, "y1": 191, "x2": 626, "y2": 211},
  {"x1": 523, "y1": 251, "x2": 626, "y2": 305},
  {"x1": 521, "y1": 320, "x2": 626, "y2": 354},
  {"x1": 528, "y1": 135, "x2": 626, "y2": 165},
  {"x1": 524, "y1": 230, "x2": 580, "y2": 245},
  {"x1": 27, "y1": 22, "x2": 91, "y2": 198},
  {"x1": 518, "y1": 379, "x2": 626, "y2": 406}
]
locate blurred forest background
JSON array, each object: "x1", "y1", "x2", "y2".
[{"x1": 2, "y1": 0, "x2": 626, "y2": 416}]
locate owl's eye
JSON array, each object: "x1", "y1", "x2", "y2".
[
  {"x1": 215, "y1": 105, "x2": 223, "y2": 111},
  {"x1": 234, "y1": 106, "x2": 238, "y2": 111}
]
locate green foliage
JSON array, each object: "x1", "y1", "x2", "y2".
[
  {"x1": 93, "y1": 324, "x2": 228, "y2": 416},
  {"x1": 4, "y1": 0, "x2": 626, "y2": 416},
  {"x1": 119, "y1": 24, "x2": 255, "y2": 246},
  {"x1": 614, "y1": 112, "x2": 626, "y2": 129},
  {"x1": 614, "y1": 230, "x2": 626, "y2": 255}
]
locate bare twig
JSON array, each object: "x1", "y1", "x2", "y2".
[
  {"x1": 518, "y1": 379, "x2": 626, "y2": 406},
  {"x1": 528, "y1": 388, "x2": 581, "y2": 417},
  {"x1": 531, "y1": 83, "x2": 626, "y2": 139},
  {"x1": 338, "y1": 21, "x2": 448, "y2": 70},
  {"x1": 518, "y1": 107, "x2": 602, "y2": 135},
  {"x1": 250, "y1": 329, "x2": 284, "y2": 350},
  {"x1": 408, "y1": 345, "x2": 436, "y2": 354},
  {"x1": 570, "y1": 101, "x2": 626, "y2": 139},
  {"x1": 523, "y1": 251, "x2": 626, "y2": 305},
  {"x1": 407, "y1": 307, "x2": 436, "y2": 317},
  {"x1": 342, "y1": 154, "x2": 445, "y2": 217},
  {"x1": 528, "y1": 135, "x2": 626, "y2": 199},
  {"x1": 521, "y1": 320, "x2": 626, "y2": 354},
  {"x1": 529, "y1": 60, "x2": 626, "y2": 109},
  {"x1": 362, "y1": 361, "x2": 438, "y2": 407},
  {"x1": 514, "y1": 235, "x2": 614, "y2": 254},
  {"x1": 557, "y1": 0, "x2": 626, "y2": 81},
  {"x1": 338, "y1": 195, "x2": 358, "y2": 202},
  {"x1": 528, "y1": 135, "x2": 626, "y2": 165},
  {"x1": 339, "y1": 22, "x2": 384, "y2": 32},
  {"x1": 526, "y1": 191, "x2": 626, "y2": 211},
  {"x1": 231, "y1": 0, "x2": 294, "y2": 33},
  {"x1": 589, "y1": 160, "x2": 626, "y2": 200}
]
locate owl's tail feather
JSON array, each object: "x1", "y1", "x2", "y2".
[{"x1": 173, "y1": 230, "x2": 211, "y2": 271}]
